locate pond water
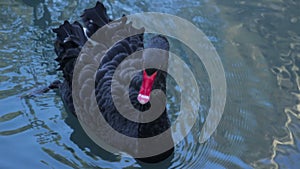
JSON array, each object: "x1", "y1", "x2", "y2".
[{"x1": 0, "y1": 0, "x2": 299, "y2": 168}]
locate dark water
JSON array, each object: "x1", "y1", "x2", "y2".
[{"x1": 0, "y1": 0, "x2": 299, "y2": 168}]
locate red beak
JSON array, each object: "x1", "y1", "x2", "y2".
[{"x1": 137, "y1": 70, "x2": 158, "y2": 104}]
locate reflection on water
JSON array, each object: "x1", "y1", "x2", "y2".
[
  {"x1": 0, "y1": 0, "x2": 299, "y2": 168},
  {"x1": 213, "y1": 0, "x2": 300, "y2": 168}
]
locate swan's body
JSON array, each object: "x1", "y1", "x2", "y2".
[{"x1": 53, "y1": 2, "x2": 173, "y2": 162}]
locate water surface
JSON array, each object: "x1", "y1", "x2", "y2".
[{"x1": 0, "y1": 0, "x2": 299, "y2": 168}]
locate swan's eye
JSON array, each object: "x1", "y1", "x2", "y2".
[{"x1": 145, "y1": 68, "x2": 157, "y2": 76}]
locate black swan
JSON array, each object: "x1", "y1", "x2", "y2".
[{"x1": 51, "y1": 2, "x2": 174, "y2": 163}]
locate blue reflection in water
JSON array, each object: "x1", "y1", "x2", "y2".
[{"x1": 0, "y1": 0, "x2": 299, "y2": 168}]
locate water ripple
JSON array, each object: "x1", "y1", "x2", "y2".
[{"x1": 0, "y1": 0, "x2": 299, "y2": 168}]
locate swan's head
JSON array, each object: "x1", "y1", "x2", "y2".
[{"x1": 138, "y1": 35, "x2": 169, "y2": 104}]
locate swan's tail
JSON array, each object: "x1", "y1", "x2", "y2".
[
  {"x1": 81, "y1": 1, "x2": 112, "y2": 37},
  {"x1": 53, "y1": 21, "x2": 87, "y2": 83},
  {"x1": 53, "y1": 2, "x2": 111, "y2": 83}
]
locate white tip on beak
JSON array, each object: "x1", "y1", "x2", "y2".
[{"x1": 137, "y1": 94, "x2": 150, "y2": 104}]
